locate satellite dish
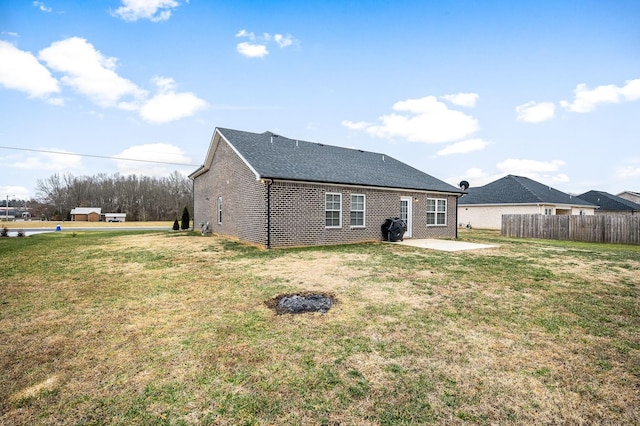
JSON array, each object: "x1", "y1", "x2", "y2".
[{"x1": 459, "y1": 180, "x2": 469, "y2": 190}]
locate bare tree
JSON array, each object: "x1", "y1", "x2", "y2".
[{"x1": 34, "y1": 171, "x2": 193, "y2": 221}]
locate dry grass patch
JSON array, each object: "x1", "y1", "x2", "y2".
[{"x1": 1, "y1": 230, "x2": 639, "y2": 424}]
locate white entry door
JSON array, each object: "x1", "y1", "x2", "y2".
[{"x1": 400, "y1": 197, "x2": 412, "y2": 238}]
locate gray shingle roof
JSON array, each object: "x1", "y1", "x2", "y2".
[
  {"x1": 577, "y1": 190, "x2": 640, "y2": 211},
  {"x1": 216, "y1": 128, "x2": 462, "y2": 193},
  {"x1": 459, "y1": 175, "x2": 595, "y2": 206}
]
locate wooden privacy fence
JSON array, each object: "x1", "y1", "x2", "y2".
[{"x1": 501, "y1": 214, "x2": 640, "y2": 245}]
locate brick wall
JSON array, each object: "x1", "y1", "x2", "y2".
[
  {"x1": 412, "y1": 194, "x2": 459, "y2": 239},
  {"x1": 193, "y1": 138, "x2": 267, "y2": 246},
  {"x1": 268, "y1": 182, "x2": 458, "y2": 247}
]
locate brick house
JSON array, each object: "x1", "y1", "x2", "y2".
[
  {"x1": 190, "y1": 128, "x2": 464, "y2": 248},
  {"x1": 70, "y1": 207, "x2": 102, "y2": 222}
]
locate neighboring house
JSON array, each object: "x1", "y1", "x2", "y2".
[
  {"x1": 104, "y1": 213, "x2": 127, "y2": 222},
  {"x1": 458, "y1": 175, "x2": 596, "y2": 230},
  {"x1": 1, "y1": 207, "x2": 16, "y2": 221},
  {"x1": 617, "y1": 190, "x2": 640, "y2": 205},
  {"x1": 70, "y1": 207, "x2": 102, "y2": 222},
  {"x1": 190, "y1": 127, "x2": 464, "y2": 248},
  {"x1": 578, "y1": 190, "x2": 640, "y2": 216}
]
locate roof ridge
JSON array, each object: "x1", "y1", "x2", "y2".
[
  {"x1": 510, "y1": 175, "x2": 547, "y2": 203},
  {"x1": 224, "y1": 128, "x2": 391, "y2": 157},
  {"x1": 211, "y1": 127, "x2": 462, "y2": 193}
]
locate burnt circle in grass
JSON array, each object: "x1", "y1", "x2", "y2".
[{"x1": 267, "y1": 292, "x2": 335, "y2": 314}]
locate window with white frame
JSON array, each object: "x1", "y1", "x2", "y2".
[
  {"x1": 217, "y1": 196, "x2": 222, "y2": 224},
  {"x1": 426, "y1": 198, "x2": 447, "y2": 225},
  {"x1": 325, "y1": 193, "x2": 342, "y2": 228},
  {"x1": 350, "y1": 194, "x2": 365, "y2": 227},
  {"x1": 544, "y1": 208, "x2": 553, "y2": 215}
]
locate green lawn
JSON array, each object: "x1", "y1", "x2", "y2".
[{"x1": 1, "y1": 229, "x2": 638, "y2": 425}]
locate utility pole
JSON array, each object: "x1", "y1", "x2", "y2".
[{"x1": 5, "y1": 194, "x2": 14, "y2": 221}]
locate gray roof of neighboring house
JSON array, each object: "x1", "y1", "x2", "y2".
[
  {"x1": 459, "y1": 175, "x2": 595, "y2": 206},
  {"x1": 577, "y1": 190, "x2": 640, "y2": 211},
  {"x1": 201, "y1": 128, "x2": 462, "y2": 194}
]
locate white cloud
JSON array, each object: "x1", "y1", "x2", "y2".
[
  {"x1": 614, "y1": 157, "x2": 640, "y2": 179},
  {"x1": 0, "y1": 185, "x2": 31, "y2": 201},
  {"x1": 38, "y1": 37, "x2": 146, "y2": 107},
  {"x1": 274, "y1": 34, "x2": 294, "y2": 48},
  {"x1": 343, "y1": 95, "x2": 479, "y2": 143},
  {"x1": 140, "y1": 90, "x2": 208, "y2": 124},
  {"x1": 33, "y1": 1, "x2": 52, "y2": 12},
  {"x1": 110, "y1": 77, "x2": 202, "y2": 122},
  {"x1": 616, "y1": 165, "x2": 640, "y2": 178},
  {"x1": 441, "y1": 92, "x2": 478, "y2": 108},
  {"x1": 112, "y1": 0, "x2": 181, "y2": 22},
  {"x1": 560, "y1": 78, "x2": 640, "y2": 113},
  {"x1": 11, "y1": 148, "x2": 84, "y2": 173},
  {"x1": 341, "y1": 120, "x2": 370, "y2": 131},
  {"x1": 0, "y1": 41, "x2": 60, "y2": 98},
  {"x1": 497, "y1": 158, "x2": 565, "y2": 174},
  {"x1": 115, "y1": 144, "x2": 192, "y2": 176},
  {"x1": 151, "y1": 75, "x2": 176, "y2": 91},
  {"x1": 437, "y1": 139, "x2": 489, "y2": 156},
  {"x1": 235, "y1": 29, "x2": 255, "y2": 40},
  {"x1": 237, "y1": 42, "x2": 269, "y2": 58},
  {"x1": 451, "y1": 160, "x2": 570, "y2": 190},
  {"x1": 46, "y1": 97, "x2": 65, "y2": 106},
  {"x1": 3, "y1": 37, "x2": 206, "y2": 123},
  {"x1": 235, "y1": 29, "x2": 295, "y2": 58},
  {"x1": 448, "y1": 167, "x2": 500, "y2": 188},
  {"x1": 515, "y1": 101, "x2": 556, "y2": 123},
  {"x1": 496, "y1": 158, "x2": 569, "y2": 183}
]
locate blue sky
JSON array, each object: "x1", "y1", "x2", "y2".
[{"x1": 1, "y1": 0, "x2": 639, "y2": 200}]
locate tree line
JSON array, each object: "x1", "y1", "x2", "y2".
[{"x1": 32, "y1": 171, "x2": 193, "y2": 221}]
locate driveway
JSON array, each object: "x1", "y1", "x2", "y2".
[
  {"x1": 390, "y1": 239, "x2": 496, "y2": 252},
  {"x1": 5, "y1": 226, "x2": 170, "y2": 237}
]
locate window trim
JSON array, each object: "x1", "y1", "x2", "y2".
[
  {"x1": 217, "y1": 196, "x2": 222, "y2": 224},
  {"x1": 350, "y1": 193, "x2": 366, "y2": 228},
  {"x1": 325, "y1": 192, "x2": 342, "y2": 228},
  {"x1": 426, "y1": 197, "x2": 447, "y2": 226}
]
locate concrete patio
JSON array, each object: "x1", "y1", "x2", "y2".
[{"x1": 390, "y1": 239, "x2": 497, "y2": 252}]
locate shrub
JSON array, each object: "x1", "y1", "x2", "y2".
[
  {"x1": 172, "y1": 218, "x2": 180, "y2": 231},
  {"x1": 181, "y1": 206, "x2": 190, "y2": 230},
  {"x1": 0, "y1": 226, "x2": 8, "y2": 237}
]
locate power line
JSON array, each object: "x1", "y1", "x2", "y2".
[{"x1": 0, "y1": 145, "x2": 200, "y2": 167}]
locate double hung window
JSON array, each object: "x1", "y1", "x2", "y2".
[
  {"x1": 427, "y1": 198, "x2": 446, "y2": 225},
  {"x1": 350, "y1": 194, "x2": 365, "y2": 227},
  {"x1": 325, "y1": 193, "x2": 342, "y2": 228}
]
